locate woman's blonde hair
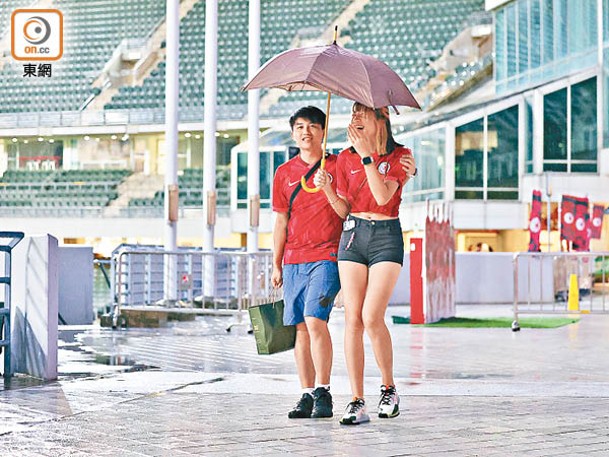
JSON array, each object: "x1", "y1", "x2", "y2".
[{"x1": 352, "y1": 103, "x2": 397, "y2": 155}]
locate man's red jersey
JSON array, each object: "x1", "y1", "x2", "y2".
[
  {"x1": 336, "y1": 146, "x2": 411, "y2": 218},
  {"x1": 272, "y1": 154, "x2": 343, "y2": 264}
]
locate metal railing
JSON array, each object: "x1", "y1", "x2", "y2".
[
  {"x1": 0, "y1": 232, "x2": 25, "y2": 378},
  {"x1": 111, "y1": 247, "x2": 275, "y2": 326},
  {"x1": 512, "y1": 251, "x2": 609, "y2": 330}
]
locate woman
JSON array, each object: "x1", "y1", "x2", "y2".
[{"x1": 314, "y1": 103, "x2": 416, "y2": 425}]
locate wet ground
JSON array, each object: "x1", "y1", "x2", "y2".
[{"x1": 1, "y1": 305, "x2": 609, "y2": 456}]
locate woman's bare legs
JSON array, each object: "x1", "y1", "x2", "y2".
[
  {"x1": 363, "y1": 261, "x2": 401, "y2": 386},
  {"x1": 338, "y1": 261, "x2": 368, "y2": 398}
]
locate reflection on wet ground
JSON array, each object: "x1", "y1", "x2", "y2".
[
  {"x1": 2, "y1": 305, "x2": 609, "y2": 455},
  {"x1": 42, "y1": 305, "x2": 609, "y2": 384}
]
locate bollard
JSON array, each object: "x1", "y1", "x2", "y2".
[{"x1": 567, "y1": 274, "x2": 579, "y2": 311}]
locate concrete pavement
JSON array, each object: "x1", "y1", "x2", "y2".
[{"x1": 1, "y1": 306, "x2": 609, "y2": 456}]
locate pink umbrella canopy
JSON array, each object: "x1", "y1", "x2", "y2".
[{"x1": 242, "y1": 42, "x2": 421, "y2": 111}]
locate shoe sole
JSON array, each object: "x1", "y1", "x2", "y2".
[
  {"x1": 288, "y1": 412, "x2": 312, "y2": 419},
  {"x1": 378, "y1": 409, "x2": 400, "y2": 419},
  {"x1": 339, "y1": 414, "x2": 370, "y2": 425},
  {"x1": 311, "y1": 413, "x2": 333, "y2": 418}
]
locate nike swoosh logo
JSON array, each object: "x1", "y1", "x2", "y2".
[
  {"x1": 350, "y1": 169, "x2": 362, "y2": 174},
  {"x1": 288, "y1": 180, "x2": 300, "y2": 187}
]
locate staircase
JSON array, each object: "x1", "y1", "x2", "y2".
[
  {"x1": 258, "y1": 0, "x2": 371, "y2": 116},
  {"x1": 86, "y1": 0, "x2": 199, "y2": 111},
  {"x1": 104, "y1": 173, "x2": 164, "y2": 216}
]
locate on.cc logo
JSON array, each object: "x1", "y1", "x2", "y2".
[{"x1": 11, "y1": 9, "x2": 63, "y2": 61}]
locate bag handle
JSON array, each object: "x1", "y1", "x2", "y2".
[{"x1": 269, "y1": 286, "x2": 281, "y2": 304}]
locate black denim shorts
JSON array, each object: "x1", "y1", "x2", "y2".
[{"x1": 337, "y1": 216, "x2": 404, "y2": 266}]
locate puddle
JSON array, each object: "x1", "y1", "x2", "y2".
[
  {"x1": 0, "y1": 374, "x2": 47, "y2": 391},
  {"x1": 93, "y1": 354, "x2": 158, "y2": 372}
]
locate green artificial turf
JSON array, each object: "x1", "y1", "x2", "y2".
[{"x1": 391, "y1": 316, "x2": 579, "y2": 328}]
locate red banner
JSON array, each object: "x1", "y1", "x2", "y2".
[
  {"x1": 561, "y1": 195, "x2": 590, "y2": 251},
  {"x1": 528, "y1": 190, "x2": 542, "y2": 252},
  {"x1": 590, "y1": 205, "x2": 605, "y2": 239}
]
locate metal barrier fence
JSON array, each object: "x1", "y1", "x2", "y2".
[
  {"x1": 512, "y1": 251, "x2": 609, "y2": 330},
  {"x1": 0, "y1": 232, "x2": 24, "y2": 378},
  {"x1": 111, "y1": 247, "x2": 276, "y2": 324}
]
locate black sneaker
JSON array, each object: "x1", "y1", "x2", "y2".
[
  {"x1": 288, "y1": 393, "x2": 314, "y2": 419},
  {"x1": 311, "y1": 387, "x2": 333, "y2": 418}
]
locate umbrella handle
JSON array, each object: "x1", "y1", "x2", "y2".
[{"x1": 300, "y1": 155, "x2": 326, "y2": 193}]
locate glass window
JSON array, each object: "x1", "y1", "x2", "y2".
[
  {"x1": 506, "y1": 4, "x2": 517, "y2": 80},
  {"x1": 260, "y1": 152, "x2": 271, "y2": 208},
  {"x1": 569, "y1": 0, "x2": 597, "y2": 53},
  {"x1": 530, "y1": 0, "x2": 541, "y2": 69},
  {"x1": 525, "y1": 97, "x2": 534, "y2": 173},
  {"x1": 554, "y1": 0, "x2": 568, "y2": 59},
  {"x1": 455, "y1": 118, "x2": 484, "y2": 194},
  {"x1": 273, "y1": 151, "x2": 285, "y2": 173},
  {"x1": 401, "y1": 129, "x2": 445, "y2": 203},
  {"x1": 605, "y1": 64, "x2": 609, "y2": 148},
  {"x1": 571, "y1": 77, "x2": 597, "y2": 172},
  {"x1": 495, "y1": 8, "x2": 506, "y2": 82},
  {"x1": 543, "y1": 87, "x2": 567, "y2": 171},
  {"x1": 487, "y1": 106, "x2": 519, "y2": 199},
  {"x1": 518, "y1": 1, "x2": 529, "y2": 75},
  {"x1": 542, "y1": 0, "x2": 554, "y2": 64},
  {"x1": 605, "y1": 0, "x2": 609, "y2": 43},
  {"x1": 237, "y1": 152, "x2": 247, "y2": 208}
]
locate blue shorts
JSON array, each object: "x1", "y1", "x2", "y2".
[{"x1": 283, "y1": 260, "x2": 341, "y2": 326}]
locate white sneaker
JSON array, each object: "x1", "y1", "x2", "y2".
[
  {"x1": 378, "y1": 385, "x2": 400, "y2": 418},
  {"x1": 339, "y1": 398, "x2": 370, "y2": 425}
]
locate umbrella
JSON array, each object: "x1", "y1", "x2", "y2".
[{"x1": 242, "y1": 27, "x2": 420, "y2": 193}]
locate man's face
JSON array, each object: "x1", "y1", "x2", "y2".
[{"x1": 291, "y1": 118, "x2": 324, "y2": 151}]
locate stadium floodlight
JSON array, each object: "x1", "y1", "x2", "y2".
[{"x1": 243, "y1": 26, "x2": 420, "y2": 193}]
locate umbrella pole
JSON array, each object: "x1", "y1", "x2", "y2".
[
  {"x1": 321, "y1": 90, "x2": 331, "y2": 168},
  {"x1": 301, "y1": 91, "x2": 331, "y2": 193}
]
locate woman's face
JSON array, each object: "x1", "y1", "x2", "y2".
[{"x1": 350, "y1": 108, "x2": 380, "y2": 137}]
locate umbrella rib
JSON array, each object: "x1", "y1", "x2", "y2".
[{"x1": 356, "y1": 57, "x2": 374, "y2": 108}]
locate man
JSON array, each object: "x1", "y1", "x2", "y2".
[{"x1": 271, "y1": 106, "x2": 343, "y2": 419}]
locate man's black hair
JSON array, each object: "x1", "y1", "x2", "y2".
[{"x1": 289, "y1": 106, "x2": 326, "y2": 130}]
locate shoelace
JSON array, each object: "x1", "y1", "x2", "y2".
[
  {"x1": 347, "y1": 399, "x2": 365, "y2": 414},
  {"x1": 379, "y1": 386, "x2": 396, "y2": 406}
]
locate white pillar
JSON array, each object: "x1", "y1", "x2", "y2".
[
  {"x1": 247, "y1": 0, "x2": 261, "y2": 253},
  {"x1": 203, "y1": 0, "x2": 218, "y2": 297},
  {"x1": 11, "y1": 235, "x2": 59, "y2": 380},
  {"x1": 164, "y1": 0, "x2": 179, "y2": 302}
]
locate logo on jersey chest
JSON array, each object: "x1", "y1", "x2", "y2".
[{"x1": 378, "y1": 161, "x2": 390, "y2": 175}]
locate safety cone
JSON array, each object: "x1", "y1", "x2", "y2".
[{"x1": 567, "y1": 274, "x2": 579, "y2": 311}]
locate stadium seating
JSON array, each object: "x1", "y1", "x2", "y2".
[
  {"x1": 106, "y1": 0, "x2": 351, "y2": 118},
  {"x1": 269, "y1": 0, "x2": 485, "y2": 116},
  {"x1": 127, "y1": 167, "x2": 229, "y2": 210},
  {"x1": 0, "y1": 0, "x2": 166, "y2": 113},
  {"x1": 0, "y1": 169, "x2": 130, "y2": 209},
  {"x1": 0, "y1": 0, "x2": 31, "y2": 38},
  {"x1": 0, "y1": 0, "x2": 485, "y2": 117}
]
